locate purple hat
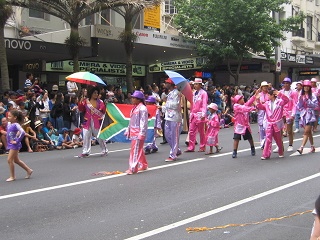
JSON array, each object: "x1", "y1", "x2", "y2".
[
  {"x1": 282, "y1": 77, "x2": 291, "y2": 83},
  {"x1": 131, "y1": 90, "x2": 145, "y2": 100},
  {"x1": 146, "y1": 96, "x2": 156, "y2": 103}
]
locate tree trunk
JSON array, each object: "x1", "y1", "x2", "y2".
[
  {"x1": 0, "y1": 25, "x2": 10, "y2": 92},
  {"x1": 124, "y1": 20, "x2": 134, "y2": 94},
  {"x1": 70, "y1": 25, "x2": 80, "y2": 73}
]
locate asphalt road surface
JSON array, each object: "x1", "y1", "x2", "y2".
[{"x1": 1, "y1": 124, "x2": 319, "y2": 240}]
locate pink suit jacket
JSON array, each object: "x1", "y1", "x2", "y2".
[
  {"x1": 280, "y1": 89, "x2": 297, "y2": 119},
  {"x1": 256, "y1": 92, "x2": 289, "y2": 132},
  {"x1": 190, "y1": 88, "x2": 208, "y2": 122},
  {"x1": 78, "y1": 99, "x2": 106, "y2": 130}
]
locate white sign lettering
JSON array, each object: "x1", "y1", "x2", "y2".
[{"x1": 5, "y1": 39, "x2": 31, "y2": 50}]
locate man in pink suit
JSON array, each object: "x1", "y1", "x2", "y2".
[
  {"x1": 185, "y1": 78, "x2": 208, "y2": 152},
  {"x1": 232, "y1": 93, "x2": 257, "y2": 158},
  {"x1": 276, "y1": 77, "x2": 297, "y2": 153},
  {"x1": 311, "y1": 78, "x2": 319, "y2": 132},
  {"x1": 256, "y1": 89, "x2": 289, "y2": 160}
]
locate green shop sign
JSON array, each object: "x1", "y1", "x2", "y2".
[{"x1": 46, "y1": 61, "x2": 146, "y2": 76}]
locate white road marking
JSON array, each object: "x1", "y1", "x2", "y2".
[
  {"x1": 124, "y1": 172, "x2": 320, "y2": 240},
  {"x1": 74, "y1": 148, "x2": 131, "y2": 157},
  {"x1": 0, "y1": 158, "x2": 205, "y2": 200}
]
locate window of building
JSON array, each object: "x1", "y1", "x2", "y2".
[
  {"x1": 307, "y1": 16, "x2": 313, "y2": 40},
  {"x1": 133, "y1": 14, "x2": 142, "y2": 29},
  {"x1": 29, "y1": 9, "x2": 49, "y2": 20},
  {"x1": 317, "y1": 0, "x2": 320, "y2": 6},
  {"x1": 165, "y1": 0, "x2": 177, "y2": 14},
  {"x1": 101, "y1": 9, "x2": 111, "y2": 26},
  {"x1": 85, "y1": 14, "x2": 95, "y2": 25}
]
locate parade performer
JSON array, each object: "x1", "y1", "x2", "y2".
[
  {"x1": 205, "y1": 103, "x2": 222, "y2": 155},
  {"x1": 257, "y1": 81, "x2": 269, "y2": 149},
  {"x1": 275, "y1": 77, "x2": 297, "y2": 153},
  {"x1": 161, "y1": 78, "x2": 182, "y2": 161},
  {"x1": 124, "y1": 91, "x2": 148, "y2": 174},
  {"x1": 311, "y1": 78, "x2": 319, "y2": 132},
  {"x1": 256, "y1": 89, "x2": 289, "y2": 160},
  {"x1": 78, "y1": 87, "x2": 108, "y2": 158},
  {"x1": 185, "y1": 78, "x2": 208, "y2": 152},
  {"x1": 144, "y1": 96, "x2": 161, "y2": 155},
  {"x1": 231, "y1": 94, "x2": 257, "y2": 158},
  {"x1": 296, "y1": 80, "x2": 318, "y2": 154},
  {"x1": 6, "y1": 110, "x2": 33, "y2": 182}
]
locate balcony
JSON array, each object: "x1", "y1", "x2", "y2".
[{"x1": 292, "y1": 28, "x2": 305, "y2": 43}]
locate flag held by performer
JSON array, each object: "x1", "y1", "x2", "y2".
[{"x1": 98, "y1": 103, "x2": 157, "y2": 143}]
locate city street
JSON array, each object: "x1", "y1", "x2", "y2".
[{"x1": 0, "y1": 123, "x2": 319, "y2": 240}]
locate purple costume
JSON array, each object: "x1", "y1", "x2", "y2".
[
  {"x1": 297, "y1": 94, "x2": 318, "y2": 127},
  {"x1": 162, "y1": 88, "x2": 182, "y2": 160},
  {"x1": 7, "y1": 122, "x2": 25, "y2": 150}
]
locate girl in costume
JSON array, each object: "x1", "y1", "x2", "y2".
[{"x1": 205, "y1": 103, "x2": 222, "y2": 155}]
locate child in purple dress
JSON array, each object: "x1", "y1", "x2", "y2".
[{"x1": 6, "y1": 110, "x2": 33, "y2": 182}]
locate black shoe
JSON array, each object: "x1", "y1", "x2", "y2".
[
  {"x1": 185, "y1": 141, "x2": 189, "y2": 147},
  {"x1": 232, "y1": 151, "x2": 237, "y2": 158},
  {"x1": 251, "y1": 147, "x2": 256, "y2": 156},
  {"x1": 160, "y1": 141, "x2": 168, "y2": 145}
]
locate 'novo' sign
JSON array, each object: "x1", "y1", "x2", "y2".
[{"x1": 5, "y1": 39, "x2": 31, "y2": 50}]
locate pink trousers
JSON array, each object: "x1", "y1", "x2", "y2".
[
  {"x1": 128, "y1": 138, "x2": 148, "y2": 173},
  {"x1": 263, "y1": 124, "x2": 283, "y2": 158},
  {"x1": 188, "y1": 120, "x2": 206, "y2": 151}
]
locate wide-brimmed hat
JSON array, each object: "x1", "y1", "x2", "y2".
[
  {"x1": 146, "y1": 96, "x2": 156, "y2": 103},
  {"x1": 208, "y1": 103, "x2": 218, "y2": 111},
  {"x1": 233, "y1": 95, "x2": 244, "y2": 104},
  {"x1": 282, "y1": 77, "x2": 291, "y2": 83},
  {"x1": 194, "y1": 78, "x2": 203, "y2": 85},
  {"x1": 165, "y1": 78, "x2": 175, "y2": 85},
  {"x1": 303, "y1": 79, "x2": 312, "y2": 87},
  {"x1": 22, "y1": 117, "x2": 31, "y2": 126},
  {"x1": 0, "y1": 106, "x2": 5, "y2": 115},
  {"x1": 131, "y1": 90, "x2": 145, "y2": 100},
  {"x1": 260, "y1": 81, "x2": 268, "y2": 87},
  {"x1": 74, "y1": 128, "x2": 81, "y2": 135},
  {"x1": 311, "y1": 78, "x2": 317, "y2": 83},
  {"x1": 34, "y1": 120, "x2": 43, "y2": 128},
  {"x1": 52, "y1": 85, "x2": 59, "y2": 91}
]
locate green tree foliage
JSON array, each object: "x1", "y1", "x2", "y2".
[
  {"x1": 0, "y1": 0, "x2": 12, "y2": 92},
  {"x1": 174, "y1": 0, "x2": 304, "y2": 85}
]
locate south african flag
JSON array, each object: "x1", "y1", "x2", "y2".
[{"x1": 98, "y1": 103, "x2": 157, "y2": 143}]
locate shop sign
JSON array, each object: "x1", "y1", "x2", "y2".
[
  {"x1": 46, "y1": 60, "x2": 145, "y2": 76},
  {"x1": 305, "y1": 56, "x2": 314, "y2": 64},
  {"x1": 262, "y1": 63, "x2": 270, "y2": 72},
  {"x1": 299, "y1": 70, "x2": 319, "y2": 76},
  {"x1": 149, "y1": 57, "x2": 206, "y2": 72},
  {"x1": 91, "y1": 25, "x2": 196, "y2": 50},
  {"x1": 287, "y1": 53, "x2": 296, "y2": 62},
  {"x1": 5, "y1": 38, "x2": 31, "y2": 50},
  {"x1": 296, "y1": 55, "x2": 305, "y2": 64},
  {"x1": 281, "y1": 52, "x2": 287, "y2": 60},
  {"x1": 23, "y1": 60, "x2": 44, "y2": 72},
  {"x1": 143, "y1": 6, "x2": 160, "y2": 31}
]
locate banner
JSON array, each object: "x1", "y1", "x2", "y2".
[{"x1": 98, "y1": 103, "x2": 157, "y2": 143}]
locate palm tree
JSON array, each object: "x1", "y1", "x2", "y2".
[
  {"x1": 113, "y1": 1, "x2": 160, "y2": 93},
  {"x1": 0, "y1": 0, "x2": 12, "y2": 92},
  {"x1": 8, "y1": 0, "x2": 131, "y2": 72}
]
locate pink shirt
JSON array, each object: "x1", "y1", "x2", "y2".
[
  {"x1": 280, "y1": 89, "x2": 297, "y2": 119},
  {"x1": 78, "y1": 99, "x2": 106, "y2": 130},
  {"x1": 233, "y1": 95, "x2": 255, "y2": 134}
]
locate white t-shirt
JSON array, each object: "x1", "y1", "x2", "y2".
[
  {"x1": 67, "y1": 81, "x2": 78, "y2": 95},
  {"x1": 72, "y1": 134, "x2": 82, "y2": 143}
]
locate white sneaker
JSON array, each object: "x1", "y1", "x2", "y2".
[
  {"x1": 273, "y1": 147, "x2": 279, "y2": 153},
  {"x1": 279, "y1": 155, "x2": 284, "y2": 158},
  {"x1": 293, "y1": 129, "x2": 299, "y2": 133},
  {"x1": 287, "y1": 146, "x2": 293, "y2": 152}
]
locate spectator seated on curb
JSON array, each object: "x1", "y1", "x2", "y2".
[
  {"x1": 34, "y1": 120, "x2": 55, "y2": 151},
  {"x1": 42, "y1": 120, "x2": 59, "y2": 147},
  {"x1": 21, "y1": 117, "x2": 37, "y2": 153},
  {"x1": 72, "y1": 127, "x2": 83, "y2": 148},
  {"x1": 57, "y1": 128, "x2": 75, "y2": 149}
]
